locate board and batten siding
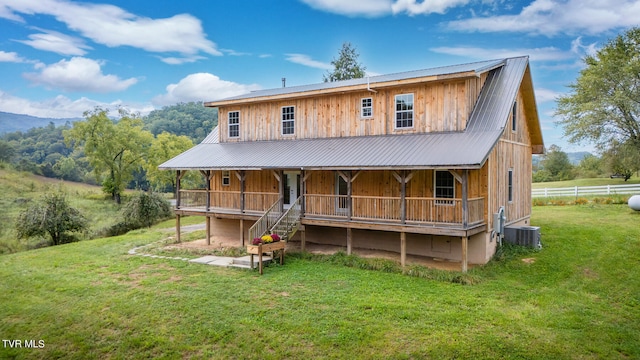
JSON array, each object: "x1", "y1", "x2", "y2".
[
  {"x1": 217, "y1": 75, "x2": 487, "y2": 142},
  {"x1": 486, "y1": 88, "x2": 533, "y2": 231}
]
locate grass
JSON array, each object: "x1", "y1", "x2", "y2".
[{"x1": 1, "y1": 205, "x2": 639, "y2": 359}]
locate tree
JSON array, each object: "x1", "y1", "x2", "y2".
[
  {"x1": 143, "y1": 102, "x2": 218, "y2": 143},
  {"x1": 323, "y1": 42, "x2": 367, "y2": 82},
  {"x1": 602, "y1": 140, "x2": 640, "y2": 180},
  {"x1": 16, "y1": 192, "x2": 87, "y2": 246},
  {"x1": 538, "y1": 145, "x2": 575, "y2": 181},
  {"x1": 0, "y1": 140, "x2": 15, "y2": 162},
  {"x1": 121, "y1": 192, "x2": 172, "y2": 228},
  {"x1": 64, "y1": 108, "x2": 154, "y2": 204},
  {"x1": 144, "y1": 132, "x2": 196, "y2": 192},
  {"x1": 556, "y1": 27, "x2": 640, "y2": 152}
]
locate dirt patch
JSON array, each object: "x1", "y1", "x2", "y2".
[{"x1": 522, "y1": 258, "x2": 536, "y2": 264}]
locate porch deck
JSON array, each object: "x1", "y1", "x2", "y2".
[{"x1": 176, "y1": 190, "x2": 486, "y2": 235}]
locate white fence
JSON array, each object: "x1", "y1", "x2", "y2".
[{"x1": 532, "y1": 184, "x2": 640, "y2": 198}]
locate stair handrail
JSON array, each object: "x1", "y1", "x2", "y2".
[
  {"x1": 270, "y1": 196, "x2": 302, "y2": 240},
  {"x1": 248, "y1": 197, "x2": 283, "y2": 241}
]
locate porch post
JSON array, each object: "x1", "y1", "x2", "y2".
[
  {"x1": 346, "y1": 227, "x2": 352, "y2": 255},
  {"x1": 175, "y1": 170, "x2": 184, "y2": 209},
  {"x1": 301, "y1": 170, "x2": 307, "y2": 216},
  {"x1": 239, "y1": 219, "x2": 245, "y2": 246},
  {"x1": 461, "y1": 236, "x2": 468, "y2": 273},
  {"x1": 202, "y1": 170, "x2": 212, "y2": 211},
  {"x1": 279, "y1": 170, "x2": 284, "y2": 213},
  {"x1": 205, "y1": 216, "x2": 211, "y2": 246},
  {"x1": 400, "y1": 171, "x2": 407, "y2": 224},
  {"x1": 300, "y1": 226, "x2": 306, "y2": 252},
  {"x1": 236, "y1": 170, "x2": 246, "y2": 213},
  {"x1": 462, "y1": 169, "x2": 469, "y2": 228},
  {"x1": 400, "y1": 232, "x2": 406, "y2": 267},
  {"x1": 346, "y1": 171, "x2": 353, "y2": 221},
  {"x1": 176, "y1": 214, "x2": 181, "y2": 243}
]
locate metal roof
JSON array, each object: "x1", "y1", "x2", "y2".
[
  {"x1": 160, "y1": 57, "x2": 540, "y2": 171},
  {"x1": 207, "y1": 58, "x2": 506, "y2": 104}
]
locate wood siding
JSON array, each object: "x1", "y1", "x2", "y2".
[
  {"x1": 217, "y1": 76, "x2": 487, "y2": 142},
  {"x1": 486, "y1": 89, "x2": 533, "y2": 229}
]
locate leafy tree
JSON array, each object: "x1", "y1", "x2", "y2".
[
  {"x1": 121, "y1": 192, "x2": 172, "y2": 228},
  {"x1": 575, "y1": 154, "x2": 604, "y2": 179},
  {"x1": 0, "y1": 140, "x2": 14, "y2": 162},
  {"x1": 144, "y1": 132, "x2": 196, "y2": 192},
  {"x1": 323, "y1": 42, "x2": 367, "y2": 82},
  {"x1": 556, "y1": 27, "x2": 640, "y2": 152},
  {"x1": 16, "y1": 192, "x2": 87, "y2": 246},
  {"x1": 64, "y1": 108, "x2": 154, "y2": 204},
  {"x1": 602, "y1": 140, "x2": 639, "y2": 180},
  {"x1": 538, "y1": 145, "x2": 575, "y2": 181},
  {"x1": 143, "y1": 102, "x2": 218, "y2": 143}
]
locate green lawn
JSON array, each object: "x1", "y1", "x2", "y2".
[{"x1": 1, "y1": 205, "x2": 639, "y2": 359}]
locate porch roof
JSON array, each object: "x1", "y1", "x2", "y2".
[{"x1": 160, "y1": 57, "x2": 542, "y2": 171}]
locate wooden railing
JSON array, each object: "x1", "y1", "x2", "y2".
[
  {"x1": 178, "y1": 190, "x2": 485, "y2": 228},
  {"x1": 248, "y1": 198, "x2": 283, "y2": 241},
  {"x1": 176, "y1": 190, "x2": 278, "y2": 212},
  {"x1": 271, "y1": 196, "x2": 302, "y2": 240},
  {"x1": 305, "y1": 194, "x2": 485, "y2": 227}
]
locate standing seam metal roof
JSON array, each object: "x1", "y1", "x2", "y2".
[{"x1": 159, "y1": 57, "x2": 536, "y2": 170}]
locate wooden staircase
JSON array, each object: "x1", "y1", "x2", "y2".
[{"x1": 248, "y1": 196, "x2": 302, "y2": 242}]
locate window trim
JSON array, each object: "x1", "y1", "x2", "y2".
[
  {"x1": 434, "y1": 170, "x2": 455, "y2": 205},
  {"x1": 360, "y1": 97, "x2": 373, "y2": 119},
  {"x1": 508, "y1": 168, "x2": 514, "y2": 203},
  {"x1": 281, "y1": 105, "x2": 295, "y2": 136},
  {"x1": 222, "y1": 170, "x2": 230, "y2": 187},
  {"x1": 511, "y1": 101, "x2": 517, "y2": 133},
  {"x1": 228, "y1": 111, "x2": 240, "y2": 138},
  {"x1": 394, "y1": 93, "x2": 414, "y2": 130}
]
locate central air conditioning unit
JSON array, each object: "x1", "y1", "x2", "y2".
[{"x1": 504, "y1": 226, "x2": 542, "y2": 249}]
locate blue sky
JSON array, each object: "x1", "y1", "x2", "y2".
[{"x1": 1, "y1": 0, "x2": 639, "y2": 152}]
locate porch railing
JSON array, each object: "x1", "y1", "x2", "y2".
[
  {"x1": 271, "y1": 196, "x2": 302, "y2": 241},
  {"x1": 177, "y1": 190, "x2": 279, "y2": 212},
  {"x1": 305, "y1": 194, "x2": 485, "y2": 226},
  {"x1": 248, "y1": 198, "x2": 283, "y2": 241}
]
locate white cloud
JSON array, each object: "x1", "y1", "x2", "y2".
[
  {"x1": 446, "y1": 0, "x2": 640, "y2": 36},
  {"x1": 0, "y1": 89, "x2": 153, "y2": 118},
  {"x1": 1, "y1": 0, "x2": 220, "y2": 57},
  {"x1": 159, "y1": 55, "x2": 207, "y2": 65},
  {"x1": 430, "y1": 46, "x2": 573, "y2": 61},
  {"x1": 152, "y1": 73, "x2": 261, "y2": 106},
  {"x1": 16, "y1": 28, "x2": 91, "y2": 56},
  {"x1": 392, "y1": 0, "x2": 471, "y2": 15},
  {"x1": 0, "y1": 50, "x2": 28, "y2": 62},
  {"x1": 23, "y1": 57, "x2": 138, "y2": 93},
  {"x1": 535, "y1": 87, "x2": 561, "y2": 104},
  {"x1": 285, "y1": 53, "x2": 332, "y2": 70},
  {"x1": 300, "y1": 0, "x2": 392, "y2": 17}
]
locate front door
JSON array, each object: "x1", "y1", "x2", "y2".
[{"x1": 283, "y1": 171, "x2": 301, "y2": 209}]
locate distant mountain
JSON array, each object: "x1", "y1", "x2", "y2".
[
  {"x1": 533, "y1": 151, "x2": 593, "y2": 167},
  {"x1": 0, "y1": 111, "x2": 81, "y2": 134}
]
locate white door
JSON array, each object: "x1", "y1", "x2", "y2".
[{"x1": 283, "y1": 171, "x2": 300, "y2": 209}]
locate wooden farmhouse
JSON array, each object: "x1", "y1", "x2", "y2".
[{"x1": 159, "y1": 56, "x2": 544, "y2": 271}]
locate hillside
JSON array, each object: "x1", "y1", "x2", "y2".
[{"x1": 0, "y1": 111, "x2": 80, "y2": 134}]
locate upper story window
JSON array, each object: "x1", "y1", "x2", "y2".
[
  {"x1": 282, "y1": 106, "x2": 295, "y2": 135},
  {"x1": 222, "y1": 171, "x2": 230, "y2": 186},
  {"x1": 228, "y1": 111, "x2": 240, "y2": 138},
  {"x1": 395, "y1": 94, "x2": 414, "y2": 129},
  {"x1": 361, "y1": 97, "x2": 373, "y2": 118},
  {"x1": 511, "y1": 101, "x2": 517, "y2": 132},
  {"x1": 435, "y1": 170, "x2": 455, "y2": 205}
]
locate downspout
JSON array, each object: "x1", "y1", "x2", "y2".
[{"x1": 367, "y1": 77, "x2": 377, "y2": 93}]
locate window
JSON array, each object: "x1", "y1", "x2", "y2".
[
  {"x1": 228, "y1": 111, "x2": 239, "y2": 138},
  {"x1": 361, "y1": 97, "x2": 372, "y2": 118},
  {"x1": 435, "y1": 171, "x2": 455, "y2": 204},
  {"x1": 395, "y1": 94, "x2": 414, "y2": 129},
  {"x1": 282, "y1": 106, "x2": 295, "y2": 135},
  {"x1": 508, "y1": 169, "x2": 513, "y2": 202},
  {"x1": 222, "y1": 171, "x2": 230, "y2": 186},
  {"x1": 511, "y1": 101, "x2": 517, "y2": 132}
]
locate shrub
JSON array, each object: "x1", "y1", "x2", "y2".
[
  {"x1": 121, "y1": 192, "x2": 172, "y2": 228},
  {"x1": 15, "y1": 191, "x2": 88, "y2": 246},
  {"x1": 574, "y1": 198, "x2": 589, "y2": 205}
]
